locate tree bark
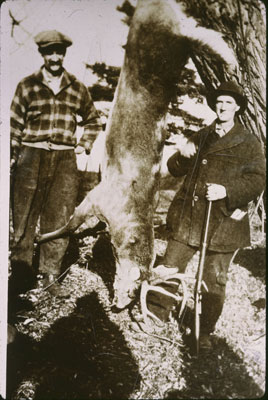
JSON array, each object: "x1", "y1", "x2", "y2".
[{"x1": 180, "y1": 0, "x2": 266, "y2": 147}]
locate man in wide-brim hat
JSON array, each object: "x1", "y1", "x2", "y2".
[
  {"x1": 9, "y1": 30, "x2": 102, "y2": 305},
  {"x1": 207, "y1": 81, "x2": 248, "y2": 114},
  {"x1": 151, "y1": 81, "x2": 265, "y2": 351}
]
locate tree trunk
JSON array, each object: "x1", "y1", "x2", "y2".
[{"x1": 180, "y1": 0, "x2": 266, "y2": 147}]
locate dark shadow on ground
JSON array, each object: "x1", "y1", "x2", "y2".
[
  {"x1": 233, "y1": 247, "x2": 266, "y2": 282},
  {"x1": 88, "y1": 233, "x2": 117, "y2": 302},
  {"x1": 164, "y1": 335, "x2": 264, "y2": 399},
  {"x1": 7, "y1": 331, "x2": 38, "y2": 399},
  {"x1": 7, "y1": 292, "x2": 141, "y2": 400}
]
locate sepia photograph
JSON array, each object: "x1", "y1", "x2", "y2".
[{"x1": 0, "y1": 0, "x2": 266, "y2": 399}]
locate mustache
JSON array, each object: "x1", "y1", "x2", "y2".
[{"x1": 49, "y1": 62, "x2": 61, "y2": 65}]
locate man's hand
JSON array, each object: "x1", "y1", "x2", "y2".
[
  {"x1": 75, "y1": 145, "x2": 92, "y2": 155},
  {"x1": 182, "y1": 141, "x2": 196, "y2": 158},
  {"x1": 179, "y1": 139, "x2": 197, "y2": 158},
  {"x1": 206, "y1": 183, "x2": 226, "y2": 201},
  {"x1": 10, "y1": 158, "x2": 17, "y2": 173},
  {"x1": 75, "y1": 145, "x2": 86, "y2": 154},
  {"x1": 10, "y1": 146, "x2": 20, "y2": 174}
]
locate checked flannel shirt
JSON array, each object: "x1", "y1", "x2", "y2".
[{"x1": 10, "y1": 68, "x2": 102, "y2": 152}]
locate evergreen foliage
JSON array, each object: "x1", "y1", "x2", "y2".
[{"x1": 85, "y1": 62, "x2": 120, "y2": 102}]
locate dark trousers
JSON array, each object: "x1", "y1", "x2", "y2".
[
  {"x1": 10, "y1": 146, "x2": 79, "y2": 276},
  {"x1": 163, "y1": 239, "x2": 234, "y2": 334}
]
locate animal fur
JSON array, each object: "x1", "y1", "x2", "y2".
[{"x1": 38, "y1": 0, "x2": 236, "y2": 309}]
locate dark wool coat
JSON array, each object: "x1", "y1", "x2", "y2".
[{"x1": 166, "y1": 120, "x2": 265, "y2": 252}]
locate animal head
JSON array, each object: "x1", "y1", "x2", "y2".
[
  {"x1": 110, "y1": 220, "x2": 155, "y2": 309},
  {"x1": 112, "y1": 258, "x2": 142, "y2": 309}
]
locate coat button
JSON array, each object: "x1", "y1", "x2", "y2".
[
  {"x1": 194, "y1": 195, "x2": 199, "y2": 201},
  {"x1": 202, "y1": 159, "x2": 207, "y2": 165}
]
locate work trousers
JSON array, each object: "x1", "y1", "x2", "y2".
[
  {"x1": 163, "y1": 239, "x2": 234, "y2": 334},
  {"x1": 10, "y1": 146, "x2": 79, "y2": 276}
]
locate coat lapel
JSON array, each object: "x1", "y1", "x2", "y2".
[{"x1": 204, "y1": 121, "x2": 247, "y2": 155}]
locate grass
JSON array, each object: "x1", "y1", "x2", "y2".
[{"x1": 7, "y1": 192, "x2": 266, "y2": 399}]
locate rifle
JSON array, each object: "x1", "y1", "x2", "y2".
[{"x1": 194, "y1": 200, "x2": 212, "y2": 356}]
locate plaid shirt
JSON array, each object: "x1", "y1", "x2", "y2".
[{"x1": 10, "y1": 68, "x2": 102, "y2": 151}]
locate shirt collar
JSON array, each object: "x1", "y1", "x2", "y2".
[
  {"x1": 32, "y1": 67, "x2": 76, "y2": 91},
  {"x1": 215, "y1": 120, "x2": 235, "y2": 137},
  {"x1": 42, "y1": 66, "x2": 63, "y2": 83}
]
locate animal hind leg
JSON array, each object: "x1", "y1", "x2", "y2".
[{"x1": 36, "y1": 184, "x2": 103, "y2": 243}]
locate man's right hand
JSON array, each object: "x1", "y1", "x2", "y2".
[
  {"x1": 10, "y1": 158, "x2": 17, "y2": 173},
  {"x1": 206, "y1": 183, "x2": 227, "y2": 201}
]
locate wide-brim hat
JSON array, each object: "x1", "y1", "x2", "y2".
[
  {"x1": 207, "y1": 81, "x2": 248, "y2": 114},
  {"x1": 34, "y1": 30, "x2": 72, "y2": 49}
]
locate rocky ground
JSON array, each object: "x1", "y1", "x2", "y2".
[{"x1": 7, "y1": 184, "x2": 266, "y2": 400}]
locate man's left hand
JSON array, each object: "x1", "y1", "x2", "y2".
[
  {"x1": 75, "y1": 145, "x2": 86, "y2": 154},
  {"x1": 74, "y1": 146, "x2": 85, "y2": 154},
  {"x1": 206, "y1": 183, "x2": 226, "y2": 201},
  {"x1": 75, "y1": 144, "x2": 92, "y2": 155},
  {"x1": 76, "y1": 145, "x2": 93, "y2": 155}
]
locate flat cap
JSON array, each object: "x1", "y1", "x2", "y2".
[{"x1": 34, "y1": 30, "x2": 72, "y2": 49}]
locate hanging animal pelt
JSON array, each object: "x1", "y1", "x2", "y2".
[{"x1": 37, "y1": 0, "x2": 237, "y2": 309}]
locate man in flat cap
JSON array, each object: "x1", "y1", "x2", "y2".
[
  {"x1": 149, "y1": 81, "x2": 265, "y2": 351},
  {"x1": 9, "y1": 30, "x2": 102, "y2": 303}
]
